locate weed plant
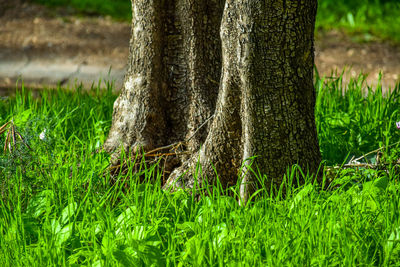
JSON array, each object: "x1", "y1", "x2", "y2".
[{"x1": 1, "y1": 76, "x2": 400, "y2": 265}]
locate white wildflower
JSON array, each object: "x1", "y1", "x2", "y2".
[{"x1": 39, "y1": 129, "x2": 47, "y2": 140}]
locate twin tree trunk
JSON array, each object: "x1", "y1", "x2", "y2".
[{"x1": 104, "y1": 0, "x2": 322, "y2": 201}]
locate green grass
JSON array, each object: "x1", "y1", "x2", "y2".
[
  {"x1": 30, "y1": 0, "x2": 131, "y2": 21},
  {"x1": 316, "y1": 0, "x2": 400, "y2": 42},
  {"x1": 1, "y1": 76, "x2": 400, "y2": 265},
  {"x1": 29, "y1": 0, "x2": 400, "y2": 43},
  {"x1": 316, "y1": 72, "x2": 400, "y2": 165}
]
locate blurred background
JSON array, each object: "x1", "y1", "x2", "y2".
[{"x1": 0, "y1": 0, "x2": 399, "y2": 92}]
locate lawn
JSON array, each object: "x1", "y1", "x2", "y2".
[
  {"x1": 1, "y1": 75, "x2": 400, "y2": 265},
  {"x1": 30, "y1": 0, "x2": 400, "y2": 43},
  {"x1": 2, "y1": 1, "x2": 400, "y2": 265},
  {"x1": 316, "y1": 0, "x2": 400, "y2": 43},
  {"x1": 30, "y1": 0, "x2": 131, "y2": 21}
]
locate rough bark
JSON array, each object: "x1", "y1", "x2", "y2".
[
  {"x1": 165, "y1": 0, "x2": 322, "y2": 201},
  {"x1": 104, "y1": 0, "x2": 223, "y2": 161},
  {"x1": 104, "y1": 0, "x2": 166, "y2": 159},
  {"x1": 105, "y1": 0, "x2": 321, "y2": 201},
  {"x1": 238, "y1": 0, "x2": 321, "y2": 201}
]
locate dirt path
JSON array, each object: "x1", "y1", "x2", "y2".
[
  {"x1": 315, "y1": 31, "x2": 400, "y2": 90},
  {"x1": 0, "y1": 1, "x2": 129, "y2": 91},
  {"x1": 1, "y1": 1, "x2": 399, "y2": 93}
]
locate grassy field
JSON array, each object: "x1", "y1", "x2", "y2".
[
  {"x1": 30, "y1": 0, "x2": 131, "y2": 21},
  {"x1": 1, "y1": 76, "x2": 400, "y2": 265},
  {"x1": 316, "y1": 0, "x2": 400, "y2": 43},
  {"x1": 30, "y1": 0, "x2": 400, "y2": 43}
]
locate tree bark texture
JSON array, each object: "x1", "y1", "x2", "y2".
[
  {"x1": 105, "y1": 0, "x2": 322, "y2": 200},
  {"x1": 104, "y1": 0, "x2": 224, "y2": 159}
]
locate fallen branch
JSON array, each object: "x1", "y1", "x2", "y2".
[{"x1": 351, "y1": 140, "x2": 400, "y2": 163}]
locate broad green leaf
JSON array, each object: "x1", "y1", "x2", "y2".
[
  {"x1": 115, "y1": 206, "x2": 138, "y2": 238},
  {"x1": 113, "y1": 248, "x2": 141, "y2": 266},
  {"x1": 55, "y1": 223, "x2": 73, "y2": 246},
  {"x1": 94, "y1": 222, "x2": 104, "y2": 236},
  {"x1": 131, "y1": 225, "x2": 146, "y2": 241},
  {"x1": 129, "y1": 225, "x2": 161, "y2": 245},
  {"x1": 212, "y1": 223, "x2": 228, "y2": 249},
  {"x1": 115, "y1": 206, "x2": 137, "y2": 229},
  {"x1": 26, "y1": 190, "x2": 54, "y2": 219},
  {"x1": 60, "y1": 202, "x2": 78, "y2": 225},
  {"x1": 140, "y1": 244, "x2": 165, "y2": 266},
  {"x1": 182, "y1": 236, "x2": 206, "y2": 266},
  {"x1": 50, "y1": 219, "x2": 61, "y2": 234},
  {"x1": 176, "y1": 221, "x2": 196, "y2": 237},
  {"x1": 361, "y1": 176, "x2": 388, "y2": 201},
  {"x1": 91, "y1": 260, "x2": 102, "y2": 267},
  {"x1": 373, "y1": 176, "x2": 389, "y2": 191}
]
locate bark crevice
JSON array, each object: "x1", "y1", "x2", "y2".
[{"x1": 105, "y1": 0, "x2": 322, "y2": 201}]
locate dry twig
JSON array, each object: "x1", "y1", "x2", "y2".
[
  {"x1": 108, "y1": 114, "x2": 215, "y2": 182},
  {"x1": 0, "y1": 120, "x2": 31, "y2": 154}
]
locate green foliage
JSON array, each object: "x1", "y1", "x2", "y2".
[
  {"x1": 317, "y1": 0, "x2": 400, "y2": 42},
  {"x1": 1, "y1": 75, "x2": 400, "y2": 265},
  {"x1": 28, "y1": 0, "x2": 400, "y2": 42},
  {"x1": 315, "y1": 72, "x2": 400, "y2": 164},
  {"x1": 30, "y1": 0, "x2": 131, "y2": 21}
]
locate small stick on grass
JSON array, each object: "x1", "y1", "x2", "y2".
[
  {"x1": 0, "y1": 121, "x2": 10, "y2": 135},
  {"x1": 15, "y1": 131, "x2": 32, "y2": 150},
  {"x1": 11, "y1": 125, "x2": 16, "y2": 149},
  {"x1": 145, "y1": 142, "x2": 182, "y2": 156},
  {"x1": 4, "y1": 129, "x2": 10, "y2": 153},
  {"x1": 352, "y1": 140, "x2": 400, "y2": 163}
]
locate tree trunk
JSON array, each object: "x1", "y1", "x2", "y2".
[
  {"x1": 105, "y1": 0, "x2": 321, "y2": 201},
  {"x1": 104, "y1": 0, "x2": 223, "y2": 160}
]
